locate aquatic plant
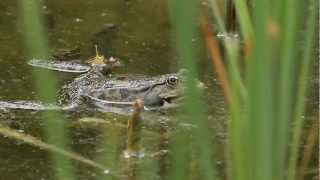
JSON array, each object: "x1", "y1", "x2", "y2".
[
  {"x1": 19, "y1": 0, "x2": 75, "y2": 179},
  {"x1": 170, "y1": 0, "x2": 317, "y2": 180}
]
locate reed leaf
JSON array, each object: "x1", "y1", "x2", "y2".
[
  {"x1": 19, "y1": 0, "x2": 75, "y2": 179},
  {"x1": 287, "y1": 3, "x2": 316, "y2": 179},
  {"x1": 169, "y1": 0, "x2": 218, "y2": 180}
]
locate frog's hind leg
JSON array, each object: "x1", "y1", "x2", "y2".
[
  {"x1": 28, "y1": 59, "x2": 91, "y2": 73},
  {"x1": 0, "y1": 100, "x2": 65, "y2": 111},
  {"x1": 0, "y1": 100, "x2": 80, "y2": 111}
]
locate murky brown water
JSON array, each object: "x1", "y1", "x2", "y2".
[
  {"x1": 0, "y1": 1, "x2": 228, "y2": 180},
  {"x1": 0, "y1": 0, "x2": 318, "y2": 180}
]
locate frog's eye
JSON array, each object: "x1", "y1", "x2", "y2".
[{"x1": 166, "y1": 76, "x2": 179, "y2": 87}]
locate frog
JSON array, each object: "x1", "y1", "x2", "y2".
[{"x1": 0, "y1": 46, "x2": 186, "y2": 114}]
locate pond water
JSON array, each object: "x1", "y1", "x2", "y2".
[
  {"x1": 0, "y1": 0, "x2": 318, "y2": 180},
  {"x1": 0, "y1": 1, "x2": 227, "y2": 180}
]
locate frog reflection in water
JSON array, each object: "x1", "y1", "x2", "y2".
[{"x1": 0, "y1": 47, "x2": 185, "y2": 113}]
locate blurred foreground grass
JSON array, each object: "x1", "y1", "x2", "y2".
[
  {"x1": 170, "y1": 0, "x2": 317, "y2": 180},
  {"x1": 19, "y1": 0, "x2": 75, "y2": 179}
]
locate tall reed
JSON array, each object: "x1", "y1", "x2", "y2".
[
  {"x1": 19, "y1": 1, "x2": 75, "y2": 179},
  {"x1": 171, "y1": 0, "x2": 316, "y2": 179},
  {"x1": 169, "y1": 0, "x2": 218, "y2": 180}
]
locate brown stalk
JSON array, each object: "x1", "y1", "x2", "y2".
[
  {"x1": 126, "y1": 99, "x2": 144, "y2": 154},
  {"x1": 243, "y1": 39, "x2": 252, "y2": 58},
  {"x1": 200, "y1": 16, "x2": 231, "y2": 104},
  {"x1": 299, "y1": 119, "x2": 319, "y2": 180}
]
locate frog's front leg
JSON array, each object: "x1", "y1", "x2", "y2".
[{"x1": 62, "y1": 96, "x2": 84, "y2": 110}]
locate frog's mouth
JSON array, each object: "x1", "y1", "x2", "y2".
[
  {"x1": 160, "y1": 94, "x2": 184, "y2": 107},
  {"x1": 160, "y1": 81, "x2": 205, "y2": 106}
]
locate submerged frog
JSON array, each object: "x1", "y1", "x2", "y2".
[{"x1": 0, "y1": 47, "x2": 186, "y2": 113}]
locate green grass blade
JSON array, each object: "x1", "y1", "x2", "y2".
[
  {"x1": 287, "y1": 3, "x2": 317, "y2": 179},
  {"x1": 206, "y1": 0, "x2": 248, "y2": 101},
  {"x1": 169, "y1": 0, "x2": 218, "y2": 179},
  {"x1": 248, "y1": 0, "x2": 275, "y2": 179},
  {"x1": 208, "y1": 0, "x2": 227, "y2": 33},
  {"x1": 19, "y1": 1, "x2": 75, "y2": 179},
  {"x1": 232, "y1": 0, "x2": 254, "y2": 40},
  {"x1": 275, "y1": 0, "x2": 302, "y2": 177},
  {"x1": 227, "y1": 40, "x2": 250, "y2": 180}
]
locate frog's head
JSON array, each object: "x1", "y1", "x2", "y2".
[
  {"x1": 144, "y1": 69, "x2": 204, "y2": 108},
  {"x1": 83, "y1": 69, "x2": 204, "y2": 111}
]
